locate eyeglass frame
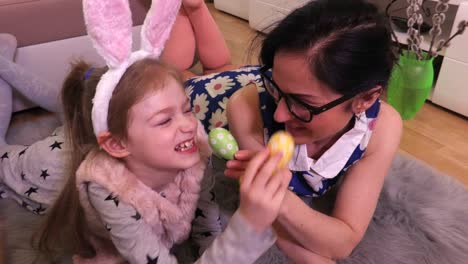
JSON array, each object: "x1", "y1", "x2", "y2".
[{"x1": 259, "y1": 66, "x2": 356, "y2": 123}]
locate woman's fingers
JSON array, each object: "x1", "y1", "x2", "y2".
[
  {"x1": 250, "y1": 152, "x2": 283, "y2": 189},
  {"x1": 225, "y1": 150, "x2": 259, "y2": 179},
  {"x1": 233, "y1": 149, "x2": 257, "y2": 161},
  {"x1": 224, "y1": 168, "x2": 243, "y2": 179},
  {"x1": 240, "y1": 149, "x2": 270, "y2": 188},
  {"x1": 225, "y1": 159, "x2": 248, "y2": 170},
  {"x1": 271, "y1": 169, "x2": 292, "y2": 202}
]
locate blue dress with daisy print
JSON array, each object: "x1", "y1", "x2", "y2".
[
  {"x1": 185, "y1": 65, "x2": 381, "y2": 197},
  {"x1": 185, "y1": 65, "x2": 265, "y2": 131}
]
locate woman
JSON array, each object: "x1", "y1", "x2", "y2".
[{"x1": 222, "y1": 0, "x2": 403, "y2": 262}]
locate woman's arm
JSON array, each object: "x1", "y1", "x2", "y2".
[
  {"x1": 274, "y1": 222, "x2": 336, "y2": 264},
  {"x1": 277, "y1": 236, "x2": 336, "y2": 264},
  {"x1": 227, "y1": 86, "x2": 402, "y2": 259},
  {"x1": 275, "y1": 103, "x2": 403, "y2": 259},
  {"x1": 227, "y1": 84, "x2": 264, "y2": 150}
]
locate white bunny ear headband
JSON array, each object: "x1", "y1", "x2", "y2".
[{"x1": 83, "y1": 0, "x2": 182, "y2": 136}]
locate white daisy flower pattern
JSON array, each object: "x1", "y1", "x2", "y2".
[
  {"x1": 236, "y1": 73, "x2": 261, "y2": 86},
  {"x1": 232, "y1": 66, "x2": 258, "y2": 73},
  {"x1": 205, "y1": 76, "x2": 235, "y2": 98},
  {"x1": 218, "y1": 97, "x2": 229, "y2": 110},
  {"x1": 192, "y1": 93, "x2": 209, "y2": 121},
  {"x1": 191, "y1": 72, "x2": 219, "y2": 83},
  {"x1": 359, "y1": 117, "x2": 375, "y2": 150},
  {"x1": 185, "y1": 85, "x2": 194, "y2": 97},
  {"x1": 302, "y1": 171, "x2": 324, "y2": 192},
  {"x1": 208, "y1": 109, "x2": 227, "y2": 130},
  {"x1": 236, "y1": 73, "x2": 265, "y2": 92}
]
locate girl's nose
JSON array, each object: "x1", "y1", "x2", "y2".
[
  {"x1": 273, "y1": 98, "x2": 293, "y2": 123},
  {"x1": 179, "y1": 114, "x2": 196, "y2": 133}
]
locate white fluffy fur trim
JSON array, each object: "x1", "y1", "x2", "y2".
[{"x1": 91, "y1": 50, "x2": 151, "y2": 135}]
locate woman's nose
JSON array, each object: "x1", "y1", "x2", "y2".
[{"x1": 274, "y1": 98, "x2": 292, "y2": 123}]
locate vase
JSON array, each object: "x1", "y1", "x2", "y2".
[{"x1": 387, "y1": 51, "x2": 435, "y2": 120}]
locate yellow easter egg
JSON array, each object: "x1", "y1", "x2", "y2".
[{"x1": 267, "y1": 131, "x2": 295, "y2": 169}]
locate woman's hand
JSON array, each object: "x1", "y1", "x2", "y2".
[
  {"x1": 238, "y1": 150, "x2": 292, "y2": 232},
  {"x1": 224, "y1": 150, "x2": 258, "y2": 179}
]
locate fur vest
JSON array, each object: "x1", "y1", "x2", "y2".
[{"x1": 75, "y1": 122, "x2": 211, "y2": 262}]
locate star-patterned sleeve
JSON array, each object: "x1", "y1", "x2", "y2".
[
  {"x1": 88, "y1": 182, "x2": 276, "y2": 264},
  {"x1": 190, "y1": 170, "x2": 222, "y2": 255}
]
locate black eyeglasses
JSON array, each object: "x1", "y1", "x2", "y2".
[{"x1": 259, "y1": 66, "x2": 355, "y2": 123}]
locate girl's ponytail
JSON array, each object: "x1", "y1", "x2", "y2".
[{"x1": 36, "y1": 61, "x2": 105, "y2": 260}]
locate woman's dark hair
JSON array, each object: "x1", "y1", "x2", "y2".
[{"x1": 260, "y1": 0, "x2": 396, "y2": 95}]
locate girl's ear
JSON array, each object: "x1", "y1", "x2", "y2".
[
  {"x1": 351, "y1": 86, "x2": 382, "y2": 115},
  {"x1": 97, "y1": 131, "x2": 131, "y2": 158}
]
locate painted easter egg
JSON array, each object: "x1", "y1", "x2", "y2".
[
  {"x1": 267, "y1": 131, "x2": 295, "y2": 169},
  {"x1": 208, "y1": 128, "x2": 239, "y2": 160}
]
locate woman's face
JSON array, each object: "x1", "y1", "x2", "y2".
[{"x1": 271, "y1": 51, "x2": 355, "y2": 145}]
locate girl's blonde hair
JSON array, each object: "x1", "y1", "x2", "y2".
[{"x1": 36, "y1": 58, "x2": 184, "y2": 259}]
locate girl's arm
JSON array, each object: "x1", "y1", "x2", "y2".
[
  {"x1": 274, "y1": 104, "x2": 402, "y2": 259},
  {"x1": 88, "y1": 183, "x2": 179, "y2": 264},
  {"x1": 88, "y1": 181, "x2": 277, "y2": 264}
]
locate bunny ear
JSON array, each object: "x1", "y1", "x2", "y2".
[
  {"x1": 140, "y1": 0, "x2": 182, "y2": 58},
  {"x1": 83, "y1": 0, "x2": 133, "y2": 68}
]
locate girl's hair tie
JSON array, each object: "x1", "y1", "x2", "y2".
[{"x1": 83, "y1": 67, "x2": 95, "y2": 80}]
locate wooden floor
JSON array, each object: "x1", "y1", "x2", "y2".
[{"x1": 208, "y1": 4, "x2": 468, "y2": 185}]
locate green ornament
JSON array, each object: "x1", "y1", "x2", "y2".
[{"x1": 208, "y1": 128, "x2": 239, "y2": 160}]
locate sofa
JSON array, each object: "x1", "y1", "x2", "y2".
[
  {"x1": 214, "y1": 0, "x2": 307, "y2": 32},
  {"x1": 0, "y1": 0, "x2": 149, "y2": 112},
  {"x1": 249, "y1": 0, "x2": 308, "y2": 32}
]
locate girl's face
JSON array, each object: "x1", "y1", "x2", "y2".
[
  {"x1": 124, "y1": 77, "x2": 200, "y2": 173},
  {"x1": 271, "y1": 51, "x2": 355, "y2": 145}
]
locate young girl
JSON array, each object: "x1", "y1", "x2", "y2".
[
  {"x1": 0, "y1": 0, "x2": 234, "y2": 215},
  {"x1": 37, "y1": 0, "x2": 291, "y2": 263},
  {"x1": 39, "y1": 58, "x2": 290, "y2": 263}
]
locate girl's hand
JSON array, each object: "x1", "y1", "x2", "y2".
[
  {"x1": 238, "y1": 150, "x2": 292, "y2": 232},
  {"x1": 224, "y1": 150, "x2": 257, "y2": 179}
]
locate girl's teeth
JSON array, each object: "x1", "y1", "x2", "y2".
[{"x1": 176, "y1": 140, "x2": 194, "y2": 151}]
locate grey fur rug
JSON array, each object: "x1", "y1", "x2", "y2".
[{"x1": 2, "y1": 110, "x2": 468, "y2": 263}]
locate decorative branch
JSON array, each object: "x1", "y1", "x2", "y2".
[
  {"x1": 406, "y1": 0, "x2": 424, "y2": 59},
  {"x1": 435, "y1": 20, "x2": 468, "y2": 53},
  {"x1": 385, "y1": 0, "x2": 466, "y2": 61},
  {"x1": 427, "y1": 0, "x2": 449, "y2": 59},
  {"x1": 385, "y1": 0, "x2": 403, "y2": 54}
]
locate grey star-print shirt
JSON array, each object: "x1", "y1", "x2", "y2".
[{"x1": 88, "y1": 171, "x2": 276, "y2": 264}]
